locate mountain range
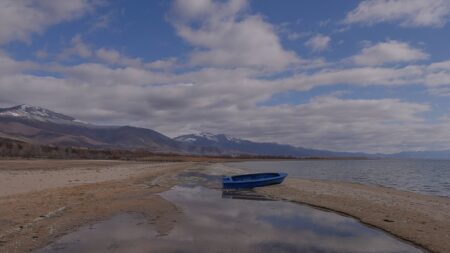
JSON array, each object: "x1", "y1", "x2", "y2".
[
  {"x1": 0, "y1": 105, "x2": 182, "y2": 153},
  {"x1": 174, "y1": 132, "x2": 364, "y2": 157},
  {"x1": 0, "y1": 104, "x2": 448, "y2": 159}
]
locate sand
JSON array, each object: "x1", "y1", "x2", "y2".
[
  {"x1": 0, "y1": 160, "x2": 194, "y2": 252},
  {"x1": 256, "y1": 177, "x2": 450, "y2": 253},
  {"x1": 0, "y1": 160, "x2": 176, "y2": 197}
]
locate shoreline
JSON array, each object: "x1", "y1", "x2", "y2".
[
  {"x1": 255, "y1": 177, "x2": 450, "y2": 253},
  {"x1": 1, "y1": 160, "x2": 449, "y2": 252}
]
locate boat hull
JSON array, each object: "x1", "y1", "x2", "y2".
[{"x1": 222, "y1": 172, "x2": 287, "y2": 189}]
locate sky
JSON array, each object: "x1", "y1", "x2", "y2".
[{"x1": 1, "y1": 0, "x2": 450, "y2": 153}]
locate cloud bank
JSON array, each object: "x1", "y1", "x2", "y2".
[
  {"x1": 0, "y1": 0, "x2": 98, "y2": 45},
  {"x1": 344, "y1": 0, "x2": 450, "y2": 27},
  {"x1": 0, "y1": 0, "x2": 450, "y2": 154}
]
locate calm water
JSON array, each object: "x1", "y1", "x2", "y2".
[
  {"x1": 35, "y1": 185, "x2": 423, "y2": 253},
  {"x1": 229, "y1": 159, "x2": 450, "y2": 197}
]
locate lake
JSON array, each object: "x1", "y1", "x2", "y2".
[{"x1": 229, "y1": 159, "x2": 450, "y2": 198}]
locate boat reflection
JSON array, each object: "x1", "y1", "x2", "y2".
[{"x1": 221, "y1": 189, "x2": 274, "y2": 201}]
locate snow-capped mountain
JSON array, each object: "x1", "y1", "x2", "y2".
[
  {"x1": 175, "y1": 132, "x2": 356, "y2": 157},
  {"x1": 0, "y1": 104, "x2": 82, "y2": 125},
  {"x1": 175, "y1": 132, "x2": 241, "y2": 144},
  {"x1": 0, "y1": 104, "x2": 369, "y2": 158},
  {"x1": 1, "y1": 105, "x2": 446, "y2": 159},
  {"x1": 0, "y1": 104, "x2": 182, "y2": 152}
]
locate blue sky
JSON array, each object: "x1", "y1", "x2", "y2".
[{"x1": 1, "y1": 0, "x2": 450, "y2": 153}]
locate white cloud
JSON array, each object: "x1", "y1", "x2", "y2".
[
  {"x1": 0, "y1": 0, "x2": 99, "y2": 45},
  {"x1": 145, "y1": 58, "x2": 178, "y2": 70},
  {"x1": 425, "y1": 61, "x2": 450, "y2": 86},
  {"x1": 172, "y1": 0, "x2": 216, "y2": 20},
  {"x1": 95, "y1": 48, "x2": 177, "y2": 70},
  {"x1": 95, "y1": 48, "x2": 141, "y2": 67},
  {"x1": 351, "y1": 40, "x2": 429, "y2": 66},
  {"x1": 429, "y1": 87, "x2": 450, "y2": 97},
  {"x1": 305, "y1": 34, "x2": 331, "y2": 52},
  {"x1": 279, "y1": 65, "x2": 425, "y2": 90},
  {"x1": 34, "y1": 49, "x2": 48, "y2": 59},
  {"x1": 170, "y1": 0, "x2": 299, "y2": 70},
  {"x1": 2, "y1": 51, "x2": 450, "y2": 153},
  {"x1": 425, "y1": 72, "x2": 450, "y2": 87},
  {"x1": 59, "y1": 34, "x2": 92, "y2": 59},
  {"x1": 0, "y1": 50, "x2": 35, "y2": 75},
  {"x1": 425, "y1": 60, "x2": 450, "y2": 86},
  {"x1": 56, "y1": 63, "x2": 173, "y2": 86},
  {"x1": 428, "y1": 60, "x2": 450, "y2": 71},
  {"x1": 58, "y1": 41, "x2": 178, "y2": 71},
  {"x1": 344, "y1": 0, "x2": 450, "y2": 27},
  {"x1": 96, "y1": 48, "x2": 122, "y2": 64}
]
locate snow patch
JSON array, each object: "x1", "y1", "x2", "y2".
[
  {"x1": 225, "y1": 135, "x2": 242, "y2": 143},
  {"x1": 0, "y1": 104, "x2": 86, "y2": 126},
  {"x1": 177, "y1": 132, "x2": 243, "y2": 144},
  {"x1": 195, "y1": 132, "x2": 219, "y2": 142}
]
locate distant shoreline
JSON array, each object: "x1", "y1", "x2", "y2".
[{"x1": 1, "y1": 135, "x2": 371, "y2": 161}]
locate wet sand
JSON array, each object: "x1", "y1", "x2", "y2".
[{"x1": 256, "y1": 177, "x2": 450, "y2": 253}]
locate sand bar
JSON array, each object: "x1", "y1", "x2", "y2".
[{"x1": 256, "y1": 177, "x2": 450, "y2": 253}]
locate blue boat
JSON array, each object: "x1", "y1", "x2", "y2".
[{"x1": 222, "y1": 172, "x2": 287, "y2": 189}]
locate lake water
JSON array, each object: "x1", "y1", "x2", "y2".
[
  {"x1": 229, "y1": 159, "x2": 450, "y2": 198},
  {"x1": 35, "y1": 184, "x2": 423, "y2": 253}
]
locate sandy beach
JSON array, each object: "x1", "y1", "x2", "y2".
[
  {"x1": 0, "y1": 160, "x2": 449, "y2": 252},
  {"x1": 0, "y1": 160, "x2": 182, "y2": 197}
]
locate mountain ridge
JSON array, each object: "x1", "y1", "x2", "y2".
[
  {"x1": 1, "y1": 104, "x2": 448, "y2": 159},
  {"x1": 175, "y1": 132, "x2": 367, "y2": 158},
  {"x1": 0, "y1": 104, "x2": 78, "y2": 123},
  {"x1": 0, "y1": 105, "x2": 183, "y2": 153}
]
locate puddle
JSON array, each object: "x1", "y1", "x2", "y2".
[
  {"x1": 175, "y1": 171, "x2": 222, "y2": 189},
  {"x1": 35, "y1": 184, "x2": 423, "y2": 253},
  {"x1": 34, "y1": 213, "x2": 157, "y2": 253}
]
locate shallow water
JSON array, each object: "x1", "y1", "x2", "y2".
[
  {"x1": 35, "y1": 183, "x2": 423, "y2": 253},
  {"x1": 229, "y1": 160, "x2": 450, "y2": 197}
]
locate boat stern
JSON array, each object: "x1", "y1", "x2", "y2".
[{"x1": 222, "y1": 176, "x2": 233, "y2": 189}]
